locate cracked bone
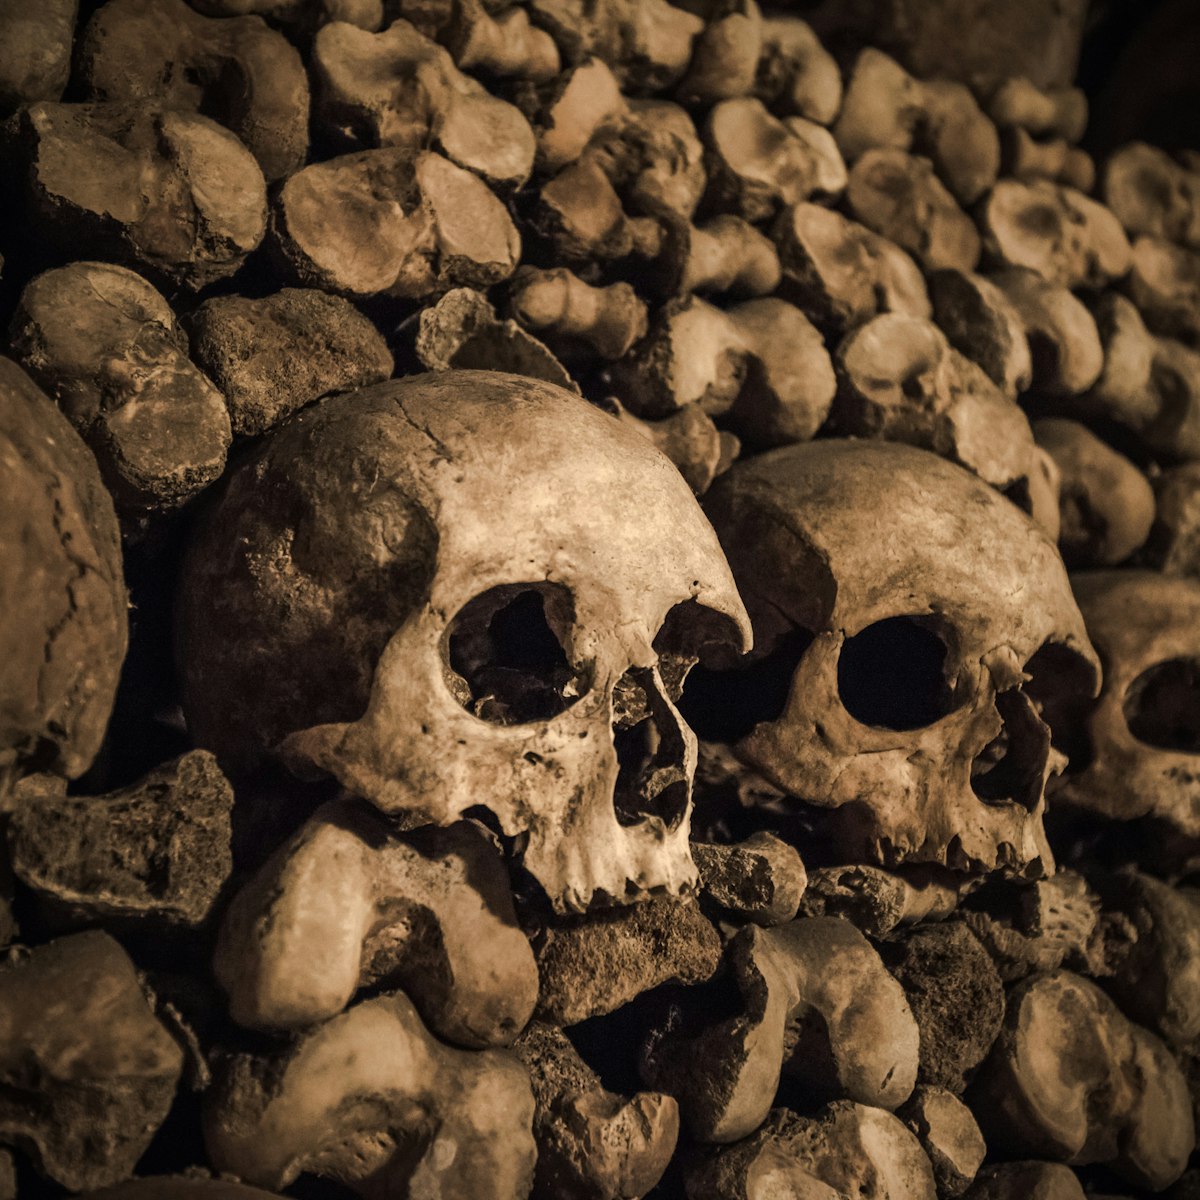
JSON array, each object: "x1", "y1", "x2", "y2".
[{"x1": 214, "y1": 797, "x2": 537, "y2": 1045}]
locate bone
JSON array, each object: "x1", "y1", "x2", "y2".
[
  {"x1": 8, "y1": 752, "x2": 232, "y2": 929},
  {"x1": 9, "y1": 261, "x2": 231, "y2": 513},
  {"x1": 692, "y1": 832, "x2": 807, "y2": 926},
  {"x1": 1103, "y1": 142, "x2": 1200, "y2": 248},
  {"x1": 929, "y1": 268, "x2": 1033, "y2": 399},
  {"x1": 1075, "y1": 292, "x2": 1159, "y2": 431},
  {"x1": 846, "y1": 148, "x2": 981, "y2": 273},
  {"x1": 656, "y1": 213, "x2": 783, "y2": 300},
  {"x1": 188, "y1": 0, "x2": 382, "y2": 28},
  {"x1": 3, "y1": 102, "x2": 267, "y2": 289},
  {"x1": 967, "y1": 969, "x2": 1194, "y2": 1190},
  {"x1": 518, "y1": 56, "x2": 628, "y2": 175},
  {"x1": 966, "y1": 1161, "x2": 1088, "y2": 1200},
  {"x1": 270, "y1": 147, "x2": 520, "y2": 298},
  {"x1": 78, "y1": 1182, "x2": 287, "y2": 1200},
  {"x1": 188, "y1": 287, "x2": 393, "y2": 437},
  {"x1": 987, "y1": 77, "x2": 1088, "y2": 143},
  {"x1": 1147, "y1": 463, "x2": 1200, "y2": 578},
  {"x1": 1028, "y1": 443, "x2": 1064, "y2": 542},
  {"x1": 508, "y1": 268, "x2": 649, "y2": 361},
  {"x1": 78, "y1": 0, "x2": 309, "y2": 181},
  {"x1": 0, "y1": 930, "x2": 184, "y2": 1191},
  {"x1": 1003, "y1": 127, "x2": 1095, "y2": 192},
  {"x1": 445, "y1": 0, "x2": 561, "y2": 82},
  {"x1": 533, "y1": 895, "x2": 721, "y2": 1026},
  {"x1": 204, "y1": 992, "x2": 537, "y2": 1197},
  {"x1": 0, "y1": 358, "x2": 126, "y2": 801},
  {"x1": 214, "y1": 798, "x2": 538, "y2": 1045},
  {"x1": 898, "y1": 1085, "x2": 985, "y2": 1197},
  {"x1": 754, "y1": 16, "x2": 841, "y2": 125},
  {"x1": 1143, "y1": 336, "x2": 1200, "y2": 460},
  {"x1": 979, "y1": 181, "x2": 1132, "y2": 289},
  {"x1": 514, "y1": 1021, "x2": 679, "y2": 1200},
  {"x1": 0, "y1": 0, "x2": 76, "y2": 113},
  {"x1": 614, "y1": 401, "x2": 729, "y2": 495},
  {"x1": 641, "y1": 917, "x2": 919, "y2": 1141},
  {"x1": 312, "y1": 18, "x2": 535, "y2": 189},
  {"x1": 1126, "y1": 235, "x2": 1200, "y2": 345},
  {"x1": 677, "y1": 0, "x2": 761, "y2": 105},
  {"x1": 798, "y1": 865, "x2": 960, "y2": 939}
]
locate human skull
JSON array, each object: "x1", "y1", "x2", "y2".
[
  {"x1": 694, "y1": 439, "x2": 1099, "y2": 877},
  {"x1": 1053, "y1": 570, "x2": 1200, "y2": 851},
  {"x1": 177, "y1": 371, "x2": 750, "y2": 911}
]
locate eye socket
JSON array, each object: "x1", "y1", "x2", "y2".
[
  {"x1": 652, "y1": 599, "x2": 747, "y2": 702},
  {"x1": 445, "y1": 583, "x2": 588, "y2": 725},
  {"x1": 1124, "y1": 658, "x2": 1200, "y2": 752}
]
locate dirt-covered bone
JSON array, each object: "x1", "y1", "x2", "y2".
[
  {"x1": 0, "y1": 358, "x2": 126, "y2": 801},
  {"x1": 1003, "y1": 128, "x2": 1095, "y2": 191},
  {"x1": 1053, "y1": 571, "x2": 1200, "y2": 849},
  {"x1": 312, "y1": 18, "x2": 535, "y2": 189},
  {"x1": 178, "y1": 371, "x2": 750, "y2": 913},
  {"x1": 214, "y1": 797, "x2": 537, "y2": 1044},
  {"x1": 641, "y1": 916, "x2": 919, "y2": 1142},
  {"x1": 533, "y1": 896, "x2": 721, "y2": 1025},
  {"x1": 0, "y1": 0, "x2": 76, "y2": 114},
  {"x1": 967, "y1": 969, "x2": 1194, "y2": 1190},
  {"x1": 514, "y1": 1021, "x2": 679, "y2": 1200},
  {"x1": 2, "y1": 102, "x2": 267, "y2": 290},
  {"x1": 965, "y1": 1161, "x2": 1088, "y2": 1200},
  {"x1": 0, "y1": 930, "x2": 184, "y2": 1191},
  {"x1": 78, "y1": 0, "x2": 309, "y2": 181},
  {"x1": 508, "y1": 268, "x2": 649, "y2": 361},
  {"x1": 445, "y1": 0, "x2": 561, "y2": 82},
  {"x1": 1103, "y1": 142, "x2": 1200, "y2": 248},
  {"x1": 832, "y1": 311, "x2": 1039, "y2": 495},
  {"x1": 700, "y1": 439, "x2": 1100, "y2": 876},
  {"x1": 898, "y1": 1085, "x2": 985, "y2": 1197},
  {"x1": 692, "y1": 832, "x2": 807, "y2": 926},
  {"x1": 8, "y1": 751, "x2": 232, "y2": 929},
  {"x1": 9, "y1": 262, "x2": 231, "y2": 513},
  {"x1": 1148, "y1": 463, "x2": 1200, "y2": 578},
  {"x1": 1125, "y1": 235, "x2": 1200, "y2": 345},
  {"x1": 188, "y1": 288, "x2": 393, "y2": 438},
  {"x1": 987, "y1": 77, "x2": 1088, "y2": 144},
  {"x1": 204, "y1": 991, "x2": 537, "y2": 1198},
  {"x1": 797, "y1": 865, "x2": 960, "y2": 938},
  {"x1": 270, "y1": 147, "x2": 520, "y2": 299},
  {"x1": 754, "y1": 15, "x2": 841, "y2": 125},
  {"x1": 676, "y1": 0, "x2": 761, "y2": 106},
  {"x1": 614, "y1": 401, "x2": 732, "y2": 496},
  {"x1": 1032, "y1": 418, "x2": 1155, "y2": 566}
]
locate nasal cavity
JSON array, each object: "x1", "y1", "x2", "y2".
[
  {"x1": 971, "y1": 688, "x2": 1050, "y2": 811},
  {"x1": 612, "y1": 667, "x2": 690, "y2": 830},
  {"x1": 1124, "y1": 658, "x2": 1200, "y2": 752}
]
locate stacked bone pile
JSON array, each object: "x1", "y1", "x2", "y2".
[{"x1": 1, "y1": 0, "x2": 1199, "y2": 1198}]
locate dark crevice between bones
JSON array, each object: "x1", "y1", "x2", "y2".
[{"x1": 1124, "y1": 657, "x2": 1200, "y2": 751}]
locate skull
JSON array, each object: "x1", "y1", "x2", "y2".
[
  {"x1": 692, "y1": 439, "x2": 1099, "y2": 877},
  {"x1": 177, "y1": 371, "x2": 750, "y2": 912},
  {"x1": 1053, "y1": 570, "x2": 1200, "y2": 853}
]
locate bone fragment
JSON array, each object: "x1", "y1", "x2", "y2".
[
  {"x1": 754, "y1": 16, "x2": 841, "y2": 125},
  {"x1": 692, "y1": 832, "x2": 807, "y2": 926},
  {"x1": 798, "y1": 865, "x2": 960, "y2": 938},
  {"x1": 0, "y1": 0, "x2": 76, "y2": 114},
  {"x1": 1003, "y1": 127, "x2": 1095, "y2": 191},
  {"x1": 988, "y1": 78, "x2": 1088, "y2": 143},
  {"x1": 509, "y1": 268, "x2": 648, "y2": 361},
  {"x1": 898, "y1": 1086, "x2": 985, "y2": 1197},
  {"x1": 446, "y1": 0, "x2": 561, "y2": 82}
]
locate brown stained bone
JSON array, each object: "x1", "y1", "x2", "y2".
[
  {"x1": 991, "y1": 269, "x2": 1104, "y2": 397},
  {"x1": 846, "y1": 148, "x2": 981, "y2": 273},
  {"x1": 677, "y1": 0, "x2": 762, "y2": 106},
  {"x1": 0, "y1": 931, "x2": 184, "y2": 1191},
  {"x1": 880, "y1": 921, "x2": 1005, "y2": 1094},
  {"x1": 754, "y1": 15, "x2": 841, "y2": 125},
  {"x1": 1074, "y1": 292, "x2": 1159, "y2": 432},
  {"x1": 214, "y1": 798, "x2": 537, "y2": 1046},
  {"x1": 445, "y1": 0, "x2": 561, "y2": 83},
  {"x1": 772, "y1": 201, "x2": 931, "y2": 333},
  {"x1": 1126, "y1": 235, "x2": 1200, "y2": 345},
  {"x1": 189, "y1": 287, "x2": 393, "y2": 438},
  {"x1": 509, "y1": 268, "x2": 649, "y2": 361},
  {"x1": 641, "y1": 917, "x2": 919, "y2": 1142},
  {"x1": 704, "y1": 98, "x2": 846, "y2": 222},
  {"x1": 1028, "y1": 443, "x2": 1064, "y2": 542},
  {"x1": 1144, "y1": 337, "x2": 1200, "y2": 461},
  {"x1": 0, "y1": 359, "x2": 126, "y2": 799},
  {"x1": 833, "y1": 311, "x2": 1039, "y2": 495},
  {"x1": 312, "y1": 19, "x2": 536, "y2": 190},
  {"x1": 987, "y1": 77, "x2": 1089, "y2": 144},
  {"x1": 188, "y1": 0, "x2": 383, "y2": 29},
  {"x1": 204, "y1": 992, "x2": 537, "y2": 1197},
  {"x1": 832, "y1": 48, "x2": 924, "y2": 164},
  {"x1": 8, "y1": 752, "x2": 233, "y2": 929},
  {"x1": 411, "y1": 287, "x2": 577, "y2": 392},
  {"x1": 898, "y1": 1085, "x2": 985, "y2": 1198},
  {"x1": 692, "y1": 832, "x2": 807, "y2": 926},
  {"x1": 533, "y1": 896, "x2": 721, "y2": 1026},
  {"x1": 614, "y1": 401, "x2": 729, "y2": 496},
  {"x1": 271, "y1": 147, "x2": 520, "y2": 299},
  {"x1": 9, "y1": 262, "x2": 231, "y2": 513},
  {"x1": 1002, "y1": 127, "x2": 1095, "y2": 192},
  {"x1": 1032, "y1": 418, "x2": 1155, "y2": 567},
  {"x1": 965, "y1": 1161, "x2": 1088, "y2": 1200},
  {"x1": 1147, "y1": 463, "x2": 1200, "y2": 578},
  {"x1": 979, "y1": 180, "x2": 1132, "y2": 289},
  {"x1": 967, "y1": 969, "x2": 1194, "y2": 1190},
  {"x1": 929, "y1": 268, "x2": 1033, "y2": 399},
  {"x1": 656, "y1": 213, "x2": 782, "y2": 301},
  {"x1": 1103, "y1": 143, "x2": 1200, "y2": 249},
  {"x1": 0, "y1": 0, "x2": 76, "y2": 114},
  {"x1": 797, "y1": 865, "x2": 960, "y2": 939},
  {"x1": 78, "y1": 0, "x2": 308, "y2": 181},
  {"x1": 517, "y1": 57, "x2": 628, "y2": 175},
  {"x1": 919, "y1": 79, "x2": 1003, "y2": 207},
  {"x1": 3, "y1": 102, "x2": 267, "y2": 290},
  {"x1": 514, "y1": 1022, "x2": 679, "y2": 1200}
]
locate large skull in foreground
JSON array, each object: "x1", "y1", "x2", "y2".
[
  {"x1": 697, "y1": 440, "x2": 1099, "y2": 877},
  {"x1": 177, "y1": 372, "x2": 750, "y2": 911}
]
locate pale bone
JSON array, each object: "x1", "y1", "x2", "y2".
[
  {"x1": 640, "y1": 916, "x2": 919, "y2": 1142},
  {"x1": 1103, "y1": 142, "x2": 1200, "y2": 248},
  {"x1": 658, "y1": 213, "x2": 783, "y2": 300},
  {"x1": 178, "y1": 371, "x2": 750, "y2": 913},
  {"x1": 703, "y1": 439, "x2": 1099, "y2": 876},
  {"x1": 692, "y1": 831, "x2": 807, "y2": 926},
  {"x1": 446, "y1": 0, "x2": 561, "y2": 82},
  {"x1": 1027, "y1": 444, "x2": 1063, "y2": 542},
  {"x1": 898, "y1": 1085, "x2": 986, "y2": 1197},
  {"x1": 509, "y1": 268, "x2": 648, "y2": 360},
  {"x1": 798, "y1": 865, "x2": 961, "y2": 938},
  {"x1": 203, "y1": 992, "x2": 537, "y2": 1198},
  {"x1": 678, "y1": 0, "x2": 762, "y2": 105},
  {"x1": 214, "y1": 798, "x2": 538, "y2": 1045},
  {"x1": 613, "y1": 401, "x2": 729, "y2": 496},
  {"x1": 754, "y1": 16, "x2": 841, "y2": 125},
  {"x1": 1004, "y1": 127, "x2": 1095, "y2": 192},
  {"x1": 987, "y1": 77, "x2": 1088, "y2": 143}
]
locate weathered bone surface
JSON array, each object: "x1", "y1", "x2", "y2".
[
  {"x1": 965, "y1": 1160, "x2": 1088, "y2": 1200},
  {"x1": 797, "y1": 865, "x2": 960, "y2": 938},
  {"x1": 654, "y1": 213, "x2": 783, "y2": 301},
  {"x1": 677, "y1": 0, "x2": 760, "y2": 106},
  {"x1": 641, "y1": 916, "x2": 919, "y2": 1142},
  {"x1": 1148, "y1": 463, "x2": 1200, "y2": 578},
  {"x1": 0, "y1": 931, "x2": 184, "y2": 1191},
  {"x1": 755, "y1": 15, "x2": 841, "y2": 124},
  {"x1": 3, "y1": 102, "x2": 267, "y2": 289},
  {"x1": 0, "y1": 0, "x2": 76, "y2": 113},
  {"x1": 1104, "y1": 142, "x2": 1200, "y2": 249},
  {"x1": 214, "y1": 797, "x2": 537, "y2": 1044},
  {"x1": 9, "y1": 752, "x2": 232, "y2": 928},
  {"x1": 1126, "y1": 235, "x2": 1200, "y2": 346},
  {"x1": 509, "y1": 268, "x2": 647, "y2": 362},
  {"x1": 613, "y1": 400, "x2": 732, "y2": 497},
  {"x1": 702, "y1": 439, "x2": 1099, "y2": 876},
  {"x1": 693, "y1": 831, "x2": 807, "y2": 926},
  {"x1": 10, "y1": 262, "x2": 232, "y2": 512},
  {"x1": 178, "y1": 371, "x2": 750, "y2": 912},
  {"x1": 0, "y1": 358, "x2": 126, "y2": 801},
  {"x1": 898, "y1": 1085, "x2": 985, "y2": 1197},
  {"x1": 445, "y1": 0, "x2": 560, "y2": 82},
  {"x1": 78, "y1": 0, "x2": 309, "y2": 181},
  {"x1": 514, "y1": 1021, "x2": 679, "y2": 1200},
  {"x1": 204, "y1": 991, "x2": 537, "y2": 1197}
]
